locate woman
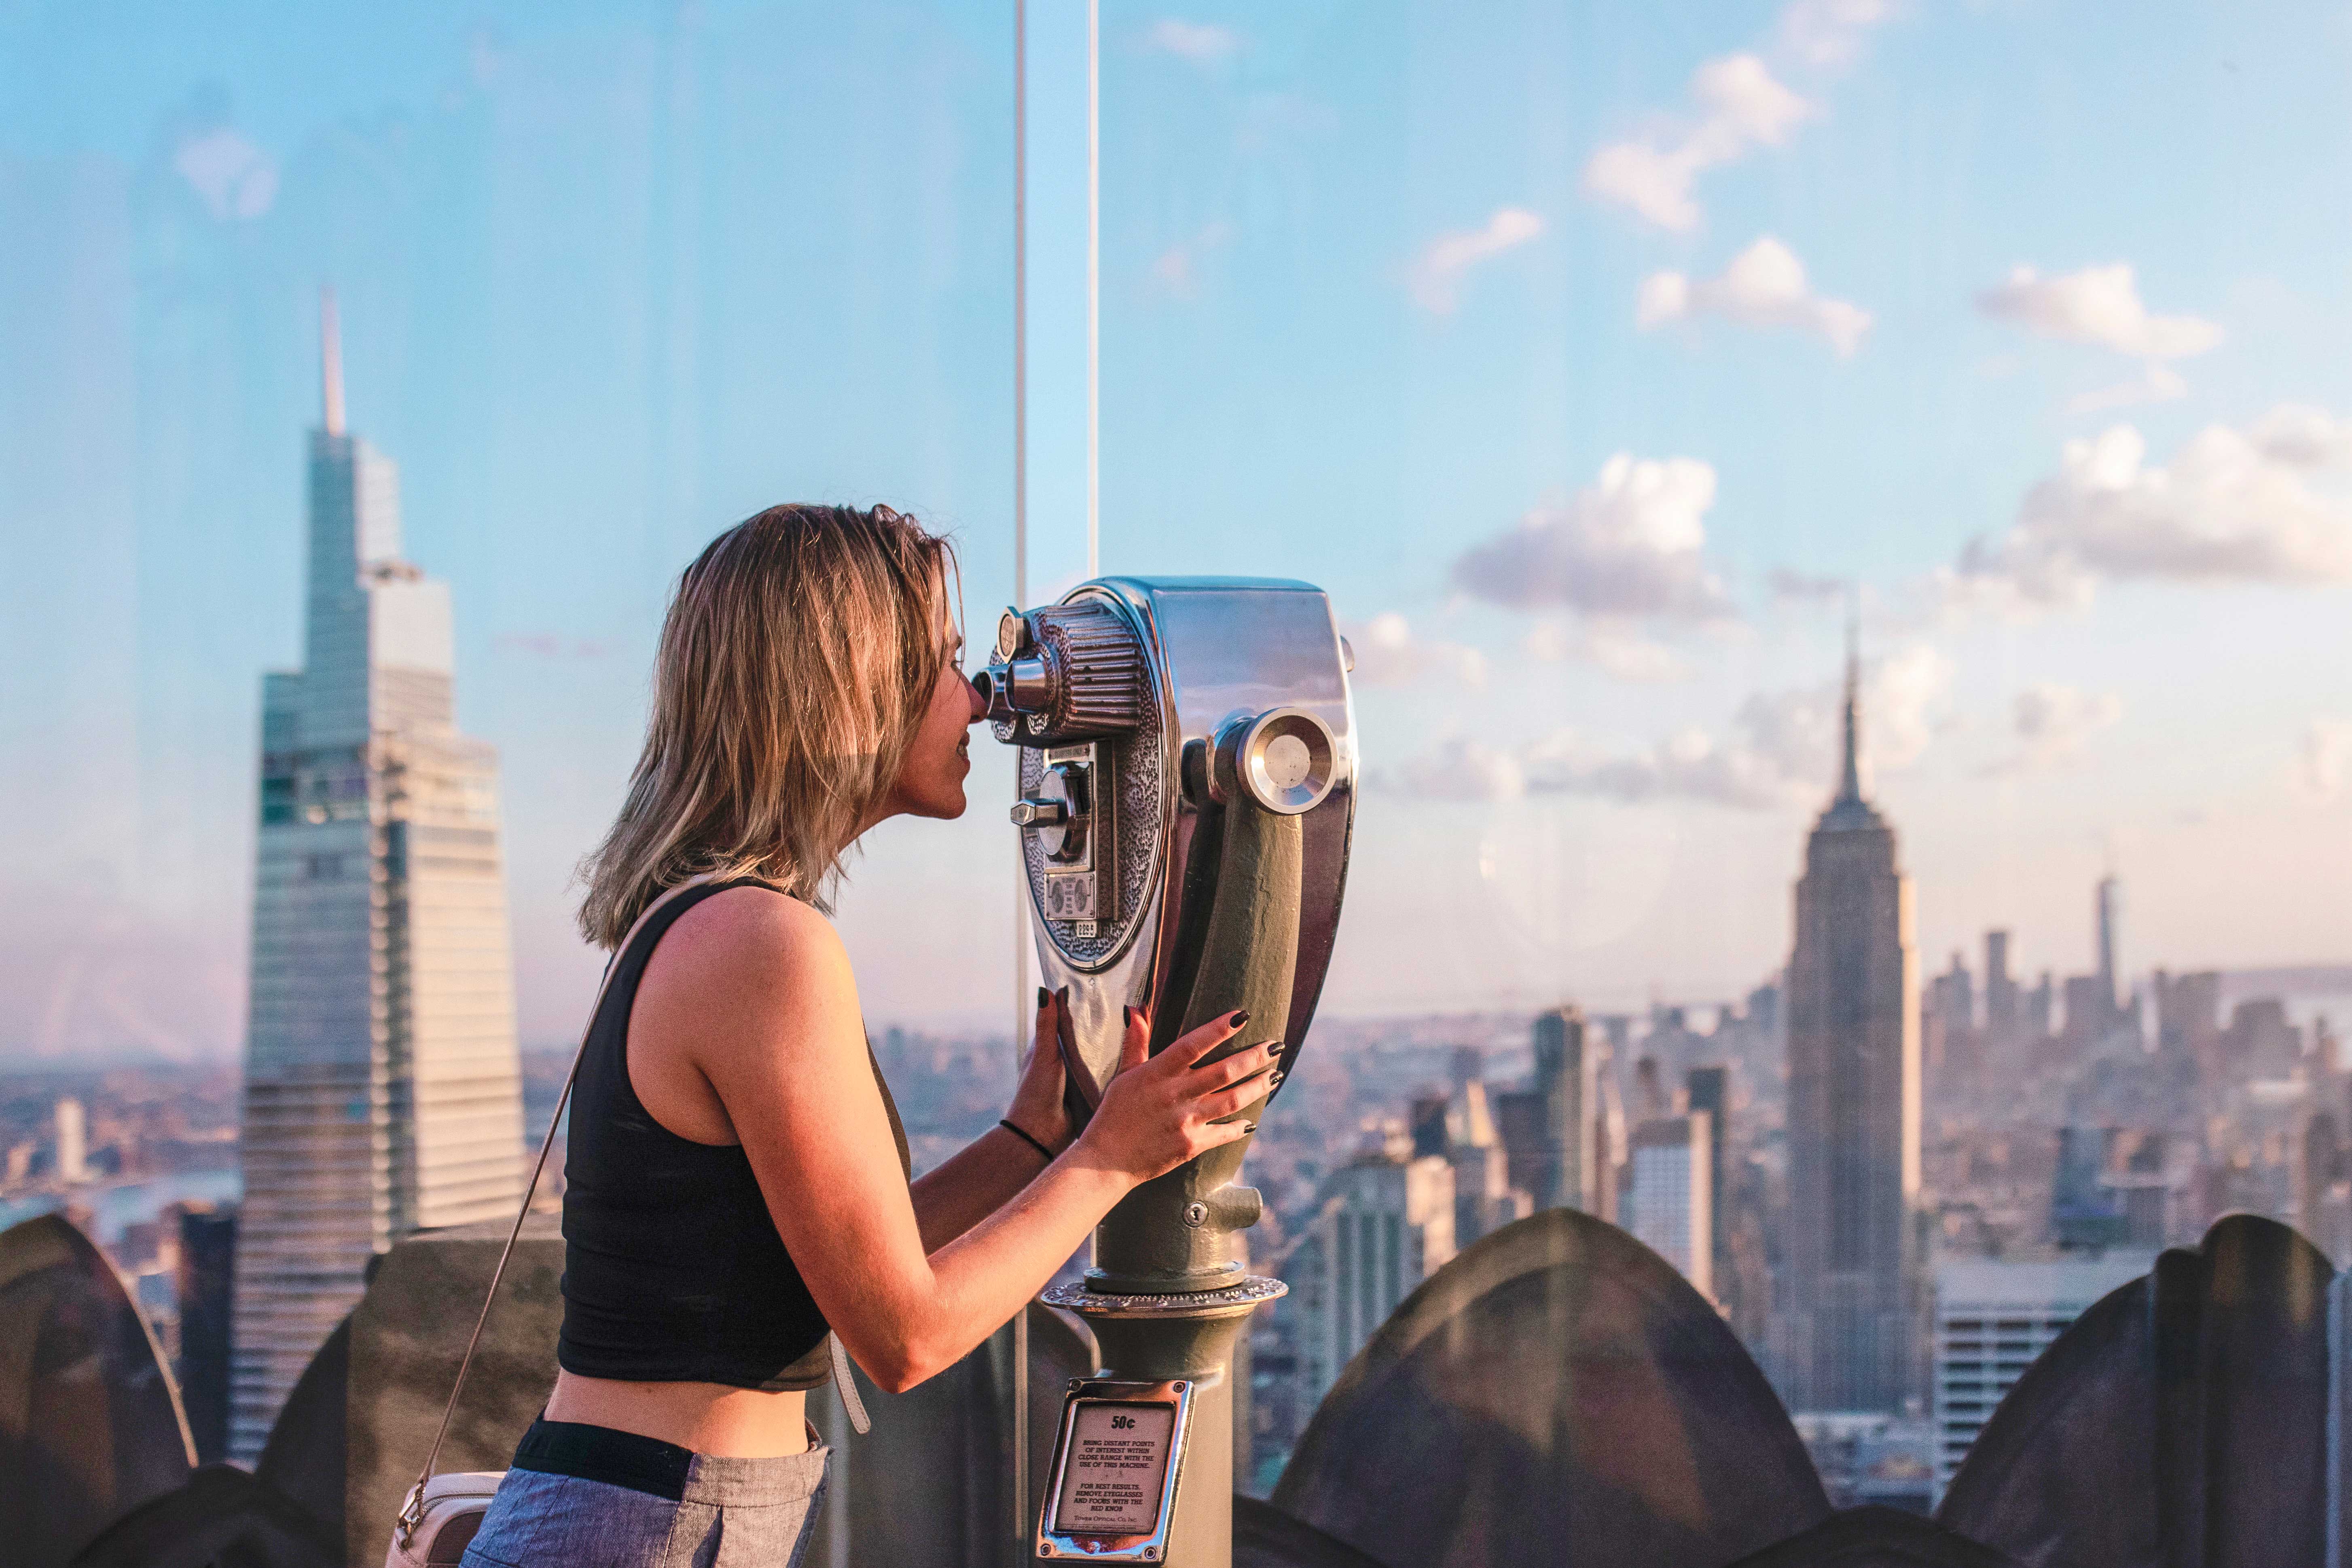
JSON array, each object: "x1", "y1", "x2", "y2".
[{"x1": 460, "y1": 505, "x2": 1275, "y2": 1567}]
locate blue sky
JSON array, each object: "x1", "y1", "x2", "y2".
[{"x1": 4, "y1": 0, "x2": 2350, "y2": 1058}]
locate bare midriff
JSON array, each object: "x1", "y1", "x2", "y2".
[{"x1": 543, "y1": 1369, "x2": 811, "y2": 1457}]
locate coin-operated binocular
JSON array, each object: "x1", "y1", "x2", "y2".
[{"x1": 976, "y1": 578, "x2": 1356, "y2": 1564}]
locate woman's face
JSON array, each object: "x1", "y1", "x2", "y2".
[{"x1": 882, "y1": 607, "x2": 984, "y2": 823}]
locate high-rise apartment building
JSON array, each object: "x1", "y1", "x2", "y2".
[
  {"x1": 230, "y1": 294, "x2": 525, "y2": 1459},
  {"x1": 1625, "y1": 1112, "x2": 1713, "y2": 1302},
  {"x1": 1777, "y1": 635, "x2": 1920, "y2": 1414},
  {"x1": 1285, "y1": 1149, "x2": 1457, "y2": 1413},
  {"x1": 1929, "y1": 1255, "x2": 2150, "y2": 1503}
]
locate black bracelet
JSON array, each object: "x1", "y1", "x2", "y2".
[{"x1": 999, "y1": 1119, "x2": 1056, "y2": 1164}]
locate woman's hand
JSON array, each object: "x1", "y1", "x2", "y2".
[
  {"x1": 1005, "y1": 987, "x2": 1073, "y2": 1154},
  {"x1": 1072, "y1": 1007, "x2": 1279, "y2": 1188}
]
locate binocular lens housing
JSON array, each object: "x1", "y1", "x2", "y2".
[{"x1": 978, "y1": 599, "x2": 1148, "y2": 746}]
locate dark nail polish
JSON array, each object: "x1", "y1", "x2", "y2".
[
  {"x1": 1122, "y1": 1005, "x2": 1134, "y2": 1027},
  {"x1": 1038, "y1": 987, "x2": 1050, "y2": 1010},
  {"x1": 1230, "y1": 1010, "x2": 1251, "y2": 1028}
]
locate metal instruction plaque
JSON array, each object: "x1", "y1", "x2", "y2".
[{"x1": 1037, "y1": 1378, "x2": 1195, "y2": 1562}]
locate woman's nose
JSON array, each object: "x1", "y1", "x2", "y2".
[{"x1": 963, "y1": 670, "x2": 987, "y2": 723}]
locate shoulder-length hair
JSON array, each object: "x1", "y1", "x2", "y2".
[{"x1": 576, "y1": 503, "x2": 957, "y2": 948}]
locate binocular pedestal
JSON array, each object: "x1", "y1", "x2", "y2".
[
  {"x1": 982, "y1": 577, "x2": 1357, "y2": 1567},
  {"x1": 1034, "y1": 1278, "x2": 1285, "y2": 1563}
]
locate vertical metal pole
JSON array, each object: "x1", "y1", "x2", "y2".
[
  {"x1": 1010, "y1": 3, "x2": 1031, "y2": 1559},
  {"x1": 1084, "y1": 0, "x2": 1099, "y2": 579}
]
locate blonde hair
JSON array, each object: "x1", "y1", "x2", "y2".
[{"x1": 577, "y1": 504, "x2": 957, "y2": 947}]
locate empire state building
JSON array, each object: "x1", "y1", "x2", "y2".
[
  {"x1": 230, "y1": 294, "x2": 527, "y2": 1458},
  {"x1": 1776, "y1": 635, "x2": 1920, "y2": 1413}
]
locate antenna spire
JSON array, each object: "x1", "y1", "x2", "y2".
[
  {"x1": 320, "y1": 286, "x2": 345, "y2": 437},
  {"x1": 1837, "y1": 592, "x2": 1863, "y2": 803}
]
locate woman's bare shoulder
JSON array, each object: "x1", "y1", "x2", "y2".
[{"x1": 641, "y1": 886, "x2": 857, "y2": 1033}]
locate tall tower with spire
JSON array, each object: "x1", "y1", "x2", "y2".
[
  {"x1": 230, "y1": 292, "x2": 526, "y2": 1459},
  {"x1": 1772, "y1": 621, "x2": 1921, "y2": 1414}
]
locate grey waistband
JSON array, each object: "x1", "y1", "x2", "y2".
[{"x1": 679, "y1": 1441, "x2": 830, "y2": 1508}]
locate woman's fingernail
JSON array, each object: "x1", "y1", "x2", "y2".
[
  {"x1": 1230, "y1": 1010, "x2": 1251, "y2": 1029},
  {"x1": 1038, "y1": 986, "x2": 1050, "y2": 1010},
  {"x1": 1123, "y1": 1005, "x2": 1135, "y2": 1027}
]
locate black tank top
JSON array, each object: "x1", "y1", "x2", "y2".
[{"x1": 558, "y1": 878, "x2": 910, "y2": 1390}]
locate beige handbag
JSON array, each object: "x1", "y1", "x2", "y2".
[{"x1": 384, "y1": 877, "x2": 869, "y2": 1568}]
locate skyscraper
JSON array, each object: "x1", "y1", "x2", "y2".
[
  {"x1": 1531, "y1": 1006, "x2": 1585, "y2": 1210},
  {"x1": 1777, "y1": 631, "x2": 1920, "y2": 1413},
  {"x1": 1284, "y1": 1148, "x2": 1457, "y2": 1412},
  {"x1": 1685, "y1": 1065, "x2": 1729, "y2": 1281},
  {"x1": 1626, "y1": 1112, "x2": 1713, "y2": 1302},
  {"x1": 230, "y1": 293, "x2": 525, "y2": 1459},
  {"x1": 1983, "y1": 930, "x2": 2018, "y2": 1039}
]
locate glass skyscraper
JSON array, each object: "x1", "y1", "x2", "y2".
[{"x1": 229, "y1": 296, "x2": 526, "y2": 1460}]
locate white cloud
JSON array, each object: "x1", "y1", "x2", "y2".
[
  {"x1": 1384, "y1": 642, "x2": 1951, "y2": 810},
  {"x1": 1737, "y1": 641, "x2": 1952, "y2": 779},
  {"x1": 1776, "y1": 0, "x2": 1898, "y2": 67},
  {"x1": 1582, "y1": 1, "x2": 1896, "y2": 232},
  {"x1": 1936, "y1": 413, "x2": 2352, "y2": 615},
  {"x1": 1344, "y1": 614, "x2": 1488, "y2": 688},
  {"x1": 1394, "y1": 736, "x2": 1526, "y2": 802},
  {"x1": 1983, "y1": 683, "x2": 2122, "y2": 774},
  {"x1": 1522, "y1": 619, "x2": 1694, "y2": 682},
  {"x1": 1583, "y1": 54, "x2": 1810, "y2": 232},
  {"x1": 1528, "y1": 726, "x2": 1807, "y2": 810},
  {"x1": 1454, "y1": 454, "x2": 1733, "y2": 618},
  {"x1": 2250, "y1": 404, "x2": 2352, "y2": 468},
  {"x1": 1976, "y1": 264, "x2": 2222, "y2": 361},
  {"x1": 1637, "y1": 235, "x2": 1872, "y2": 357},
  {"x1": 174, "y1": 127, "x2": 278, "y2": 221},
  {"x1": 1145, "y1": 19, "x2": 1240, "y2": 63},
  {"x1": 2298, "y1": 719, "x2": 2352, "y2": 801},
  {"x1": 1408, "y1": 207, "x2": 1543, "y2": 315},
  {"x1": 2065, "y1": 364, "x2": 2189, "y2": 415},
  {"x1": 1151, "y1": 220, "x2": 1234, "y2": 298}
]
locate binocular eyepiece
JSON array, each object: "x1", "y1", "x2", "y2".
[{"x1": 974, "y1": 601, "x2": 1149, "y2": 745}]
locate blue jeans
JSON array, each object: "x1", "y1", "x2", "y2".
[{"x1": 460, "y1": 1418, "x2": 828, "y2": 1568}]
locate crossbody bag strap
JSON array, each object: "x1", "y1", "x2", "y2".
[{"x1": 396, "y1": 874, "x2": 718, "y2": 1546}]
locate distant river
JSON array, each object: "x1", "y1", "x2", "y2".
[{"x1": 0, "y1": 1170, "x2": 241, "y2": 1247}]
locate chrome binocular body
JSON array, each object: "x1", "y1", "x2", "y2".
[{"x1": 978, "y1": 576, "x2": 1357, "y2": 1295}]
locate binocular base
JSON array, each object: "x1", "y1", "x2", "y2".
[
  {"x1": 1033, "y1": 1278, "x2": 1285, "y2": 1564},
  {"x1": 1042, "y1": 1275, "x2": 1287, "y2": 1322}
]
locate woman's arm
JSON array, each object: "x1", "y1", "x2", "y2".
[
  {"x1": 636, "y1": 890, "x2": 1272, "y2": 1394},
  {"x1": 906, "y1": 990, "x2": 1075, "y2": 1252}
]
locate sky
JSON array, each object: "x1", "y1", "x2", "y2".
[{"x1": 3, "y1": 0, "x2": 2350, "y2": 1060}]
